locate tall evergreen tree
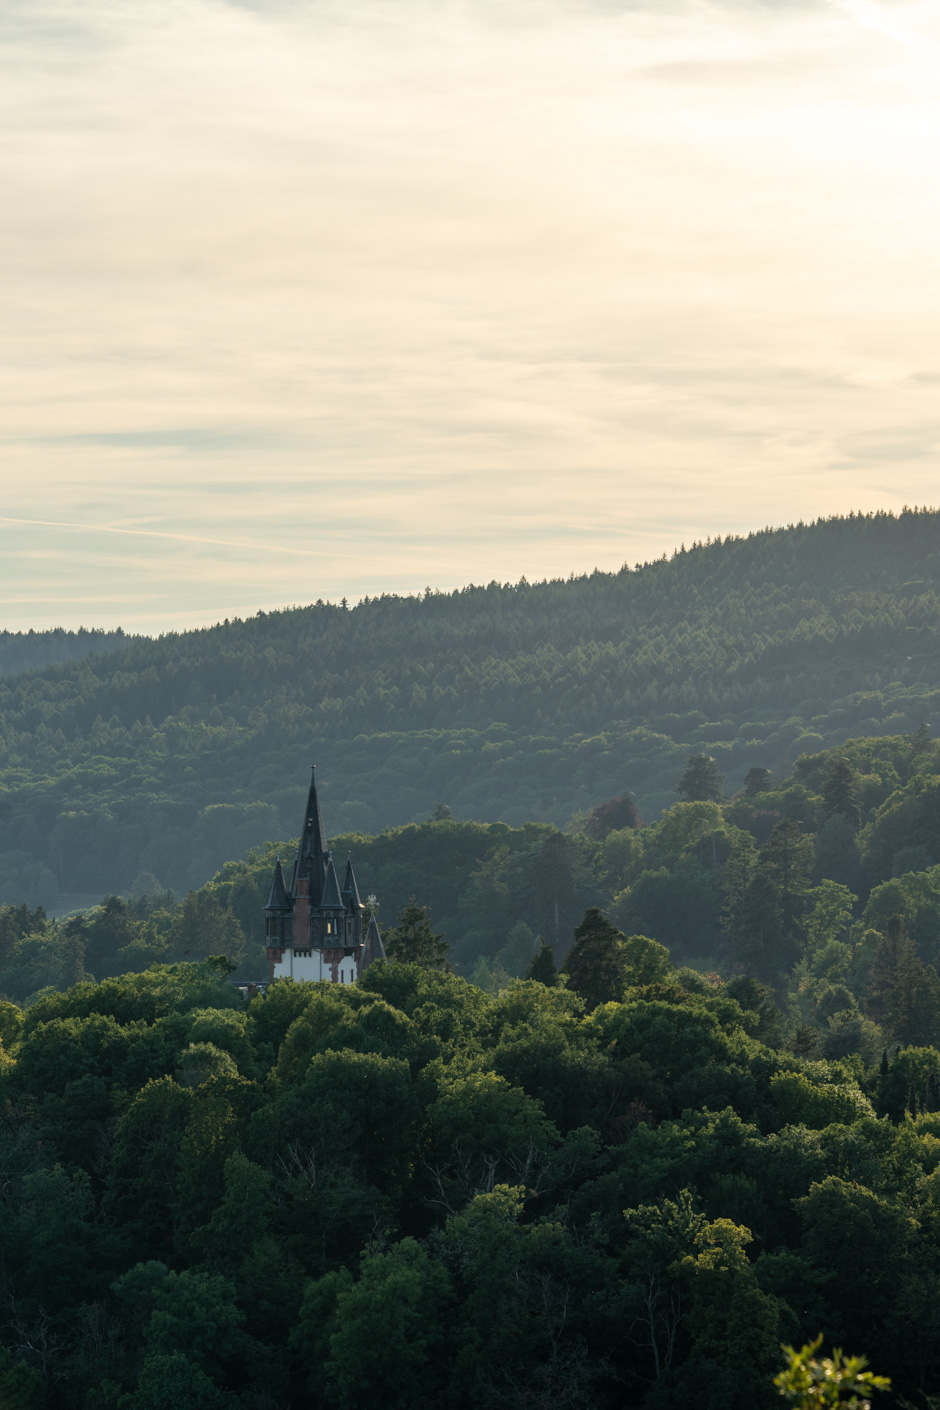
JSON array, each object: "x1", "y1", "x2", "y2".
[
  {"x1": 867, "y1": 916, "x2": 940, "y2": 1047},
  {"x1": 563, "y1": 907, "x2": 628, "y2": 1010},
  {"x1": 743, "y1": 766, "x2": 771, "y2": 797},
  {"x1": 677, "y1": 754, "x2": 724, "y2": 803},
  {"x1": 383, "y1": 897, "x2": 450, "y2": 972},
  {"x1": 760, "y1": 818, "x2": 814, "y2": 962},
  {"x1": 525, "y1": 941, "x2": 559, "y2": 986},
  {"x1": 520, "y1": 832, "x2": 586, "y2": 957},
  {"x1": 821, "y1": 754, "x2": 861, "y2": 831}
]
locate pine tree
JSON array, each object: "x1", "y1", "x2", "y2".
[
  {"x1": 520, "y1": 831, "x2": 586, "y2": 954},
  {"x1": 383, "y1": 897, "x2": 450, "y2": 971},
  {"x1": 868, "y1": 917, "x2": 906, "y2": 1027},
  {"x1": 743, "y1": 766, "x2": 771, "y2": 797},
  {"x1": 910, "y1": 722, "x2": 931, "y2": 756},
  {"x1": 723, "y1": 838, "x2": 787, "y2": 981},
  {"x1": 525, "y1": 941, "x2": 558, "y2": 986},
  {"x1": 61, "y1": 932, "x2": 87, "y2": 989},
  {"x1": 821, "y1": 753, "x2": 861, "y2": 831},
  {"x1": 563, "y1": 908, "x2": 628, "y2": 1011},
  {"x1": 677, "y1": 754, "x2": 724, "y2": 803},
  {"x1": 760, "y1": 818, "x2": 813, "y2": 966},
  {"x1": 867, "y1": 917, "x2": 940, "y2": 1047}
]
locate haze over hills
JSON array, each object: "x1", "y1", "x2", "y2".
[
  {"x1": 0, "y1": 628, "x2": 136, "y2": 680},
  {"x1": 1, "y1": 508, "x2": 939, "y2": 906}
]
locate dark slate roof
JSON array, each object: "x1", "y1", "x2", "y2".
[
  {"x1": 319, "y1": 853, "x2": 343, "y2": 910},
  {"x1": 342, "y1": 855, "x2": 362, "y2": 911},
  {"x1": 265, "y1": 857, "x2": 291, "y2": 911},
  {"x1": 296, "y1": 766, "x2": 329, "y2": 902},
  {"x1": 361, "y1": 913, "x2": 387, "y2": 971}
]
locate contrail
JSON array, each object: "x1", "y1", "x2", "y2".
[
  {"x1": 827, "y1": 0, "x2": 940, "y2": 56},
  {"x1": 0, "y1": 515, "x2": 350, "y2": 559}
]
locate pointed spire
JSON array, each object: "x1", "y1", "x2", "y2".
[
  {"x1": 342, "y1": 854, "x2": 362, "y2": 911},
  {"x1": 320, "y1": 851, "x2": 343, "y2": 910},
  {"x1": 265, "y1": 856, "x2": 290, "y2": 911},
  {"x1": 295, "y1": 764, "x2": 329, "y2": 904},
  {"x1": 300, "y1": 765, "x2": 328, "y2": 857},
  {"x1": 361, "y1": 913, "x2": 387, "y2": 971}
]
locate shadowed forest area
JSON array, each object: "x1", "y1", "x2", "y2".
[
  {"x1": 0, "y1": 943, "x2": 929, "y2": 1407},
  {"x1": 2, "y1": 508, "x2": 940, "y2": 906},
  {"x1": 6, "y1": 728, "x2": 940, "y2": 1056}
]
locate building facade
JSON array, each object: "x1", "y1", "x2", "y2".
[{"x1": 264, "y1": 768, "x2": 386, "y2": 984}]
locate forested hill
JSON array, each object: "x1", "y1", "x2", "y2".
[
  {"x1": 3, "y1": 508, "x2": 940, "y2": 904},
  {"x1": 0, "y1": 627, "x2": 134, "y2": 678}
]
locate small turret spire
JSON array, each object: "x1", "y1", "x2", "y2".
[
  {"x1": 265, "y1": 856, "x2": 290, "y2": 911},
  {"x1": 320, "y1": 852, "x2": 343, "y2": 911},
  {"x1": 361, "y1": 912, "x2": 387, "y2": 972},
  {"x1": 342, "y1": 854, "x2": 362, "y2": 911}
]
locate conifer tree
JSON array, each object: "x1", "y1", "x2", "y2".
[
  {"x1": 563, "y1": 907, "x2": 628, "y2": 1010},
  {"x1": 520, "y1": 832, "x2": 586, "y2": 954},
  {"x1": 525, "y1": 941, "x2": 558, "y2": 986},
  {"x1": 821, "y1": 754, "x2": 861, "y2": 831},
  {"x1": 761, "y1": 818, "x2": 814, "y2": 966},
  {"x1": 677, "y1": 754, "x2": 724, "y2": 803},
  {"x1": 867, "y1": 916, "x2": 940, "y2": 1048},
  {"x1": 743, "y1": 766, "x2": 771, "y2": 797},
  {"x1": 383, "y1": 897, "x2": 450, "y2": 971}
]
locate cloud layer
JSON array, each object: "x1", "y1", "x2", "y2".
[{"x1": 2, "y1": 0, "x2": 939, "y2": 630}]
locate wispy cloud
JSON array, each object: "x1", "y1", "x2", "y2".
[
  {"x1": 0, "y1": 516, "x2": 352, "y2": 558},
  {"x1": 1, "y1": 0, "x2": 939, "y2": 629}
]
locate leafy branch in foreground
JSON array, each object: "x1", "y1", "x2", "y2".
[{"x1": 775, "y1": 1336, "x2": 890, "y2": 1410}]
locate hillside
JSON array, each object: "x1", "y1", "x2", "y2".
[
  {"x1": 2, "y1": 732, "x2": 940, "y2": 1410},
  {"x1": 0, "y1": 626, "x2": 135, "y2": 679},
  {"x1": 6, "y1": 728, "x2": 940, "y2": 1017},
  {"x1": 2, "y1": 508, "x2": 940, "y2": 905}
]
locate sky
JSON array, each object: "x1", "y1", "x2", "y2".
[{"x1": 2, "y1": 0, "x2": 939, "y2": 634}]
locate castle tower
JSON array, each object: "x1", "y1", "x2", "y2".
[{"x1": 264, "y1": 768, "x2": 383, "y2": 984}]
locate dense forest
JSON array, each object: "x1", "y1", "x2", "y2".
[
  {"x1": 0, "y1": 627, "x2": 134, "y2": 679},
  {"x1": 4, "y1": 512, "x2": 940, "y2": 1406},
  {"x1": 6, "y1": 727, "x2": 940, "y2": 1049},
  {"x1": 0, "y1": 939, "x2": 925, "y2": 1406},
  {"x1": 2, "y1": 508, "x2": 940, "y2": 906}
]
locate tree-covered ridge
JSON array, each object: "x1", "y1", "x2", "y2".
[
  {"x1": 0, "y1": 949, "x2": 934, "y2": 1410},
  {"x1": 8, "y1": 728, "x2": 940, "y2": 1072},
  {"x1": 0, "y1": 626, "x2": 135, "y2": 678},
  {"x1": 2, "y1": 507, "x2": 940, "y2": 904}
]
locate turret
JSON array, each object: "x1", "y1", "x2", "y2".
[
  {"x1": 313, "y1": 852, "x2": 346, "y2": 946},
  {"x1": 264, "y1": 857, "x2": 292, "y2": 946},
  {"x1": 361, "y1": 913, "x2": 387, "y2": 973},
  {"x1": 341, "y1": 855, "x2": 364, "y2": 944}
]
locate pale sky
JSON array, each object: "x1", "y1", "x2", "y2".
[{"x1": 2, "y1": 0, "x2": 939, "y2": 632}]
